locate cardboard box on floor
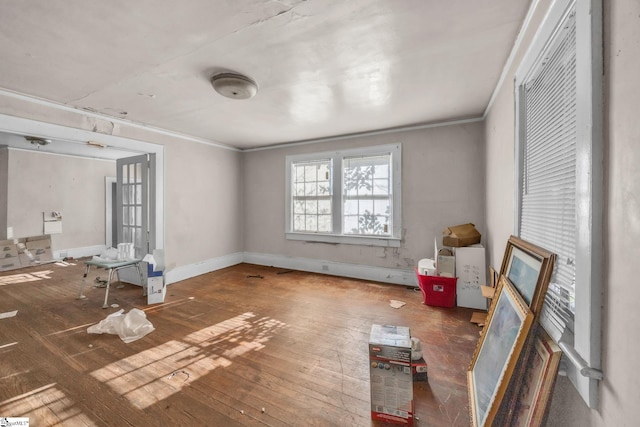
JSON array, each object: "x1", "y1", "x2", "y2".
[
  {"x1": 0, "y1": 239, "x2": 21, "y2": 271},
  {"x1": 24, "y1": 235, "x2": 53, "y2": 264}
]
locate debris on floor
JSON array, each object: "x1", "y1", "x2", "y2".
[
  {"x1": 167, "y1": 370, "x2": 190, "y2": 382},
  {"x1": 470, "y1": 312, "x2": 487, "y2": 327},
  {"x1": 87, "y1": 308, "x2": 154, "y2": 343},
  {"x1": 0, "y1": 310, "x2": 18, "y2": 319},
  {"x1": 389, "y1": 300, "x2": 406, "y2": 309}
]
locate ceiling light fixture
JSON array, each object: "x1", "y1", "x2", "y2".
[
  {"x1": 211, "y1": 72, "x2": 258, "y2": 100},
  {"x1": 25, "y1": 136, "x2": 51, "y2": 146}
]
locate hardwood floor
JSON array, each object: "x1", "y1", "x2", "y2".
[{"x1": 0, "y1": 260, "x2": 481, "y2": 426}]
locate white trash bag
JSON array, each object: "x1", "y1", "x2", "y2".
[{"x1": 87, "y1": 308, "x2": 155, "y2": 343}]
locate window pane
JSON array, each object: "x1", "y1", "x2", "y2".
[
  {"x1": 318, "y1": 199, "x2": 331, "y2": 214},
  {"x1": 318, "y1": 215, "x2": 332, "y2": 232},
  {"x1": 293, "y1": 215, "x2": 305, "y2": 231},
  {"x1": 305, "y1": 182, "x2": 317, "y2": 196},
  {"x1": 305, "y1": 216, "x2": 317, "y2": 231},
  {"x1": 344, "y1": 215, "x2": 358, "y2": 234},
  {"x1": 344, "y1": 199, "x2": 358, "y2": 215},
  {"x1": 305, "y1": 200, "x2": 318, "y2": 214},
  {"x1": 294, "y1": 200, "x2": 306, "y2": 214},
  {"x1": 374, "y1": 200, "x2": 390, "y2": 216},
  {"x1": 373, "y1": 178, "x2": 390, "y2": 196}
]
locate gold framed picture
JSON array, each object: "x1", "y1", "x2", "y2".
[
  {"x1": 468, "y1": 276, "x2": 534, "y2": 427},
  {"x1": 512, "y1": 327, "x2": 562, "y2": 426},
  {"x1": 499, "y1": 236, "x2": 555, "y2": 316}
]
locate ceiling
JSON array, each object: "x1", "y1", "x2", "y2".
[{"x1": 0, "y1": 0, "x2": 532, "y2": 151}]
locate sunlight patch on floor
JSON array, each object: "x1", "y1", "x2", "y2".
[
  {"x1": 90, "y1": 312, "x2": 286, "y2": 409},
  {"x1": 0, "y1": 383, "x2": 97, "y2": 426},
  {"x1": 0, "y1": 270, "x2": 54, "y2": 286}
]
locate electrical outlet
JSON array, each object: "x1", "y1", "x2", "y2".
[{"x1": 322, "y1": 265, "x2": 329, "y2": 271}]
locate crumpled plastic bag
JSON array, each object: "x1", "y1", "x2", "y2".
[{"x1": 87, "y1": 308, "x2": 155, "y2": 343}]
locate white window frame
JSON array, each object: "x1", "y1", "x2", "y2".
[
  {"x1": 285, "y1": 143, "x2": 402, "y2": 247},
  {"x1": 514, "y1": 0, "x2": 602, "y2": 408}
]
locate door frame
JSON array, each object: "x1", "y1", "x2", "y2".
[
  {"x1": 105, "y1": 176, "x2": 116, "y2": 248},
  {"x1": 0, "y1": 114, "x2": 165, "y2": 251}
]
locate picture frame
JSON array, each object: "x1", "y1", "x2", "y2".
[
  {"x1": 468, "y1": 276, "x2": 534, "y2": 427},
  {"x1": 511, "y1": 326, "x2": 562, "y2": 426},
  {"x1": 499, "y1": 236, "x2": 555, "y2": 316}
]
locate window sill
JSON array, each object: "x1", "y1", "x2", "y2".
[{"x1": 286, "y1": 232, "x2": 401, "y2": 248}]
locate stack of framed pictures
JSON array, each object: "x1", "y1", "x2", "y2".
[{"x1": 467, "y1": 236, "x2": 561, "y2": 427}]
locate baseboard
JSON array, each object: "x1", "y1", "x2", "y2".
[
  {"x1": 54, "y1": 248, "x2": 416, "y2": 288},
  {"x1": 54, "y1": 245, "x2": 105, "y2": 260},
  {"x1": 243, "y1": 252, "x2": 416, "y2": 286},
  {"x1": 164, "y1": 252, "x2": 244, "y2": 285}
]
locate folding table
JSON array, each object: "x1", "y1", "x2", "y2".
[{"x1": 78, "y1": 258, "x2": 145, "y2": 308}]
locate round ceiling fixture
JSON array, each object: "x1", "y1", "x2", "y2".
[
  {"x1": 211, "y1": 73, "x2": 258, "y2": 100},
  {"x1": 25, "y1": 136, "x2": 52, "y2": 146}
]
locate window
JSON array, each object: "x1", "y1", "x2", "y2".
[
  {"x1": 514, "y1": 0, "x2": 602, "y2": 408},
  {"x1": 286, "y1": 144, "x2": 401, "y2": 247}
]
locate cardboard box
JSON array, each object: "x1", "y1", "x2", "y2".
[
  {"x1": 369, "y1": 324, "x2": 414, "y2": 426},
  {"x1": 0, "y1": 240, "x2": 19, "y2": 258},
  {"x1": 0, "y1": 240, "x2": 22, "y2": 271},
  {"x1": 442, "y1": 223, "x2": 481, "y2": 247},
  {"x1": 412, "y1": 357, "x2": 428, "y2": 382},
  {"x1": 24, "y1": 235, "x2": 53, "y2": 264},
  {"x1": 147, "y1": 276, "x2": 166, "y2": 304}
]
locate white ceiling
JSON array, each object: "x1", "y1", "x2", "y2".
[{"x1": 0, "y1": 0, "x2": 532, "y2": 150}]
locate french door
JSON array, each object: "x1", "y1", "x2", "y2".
[{"x1": 116, "y1": 154, "x2": 156, "y2": 284}]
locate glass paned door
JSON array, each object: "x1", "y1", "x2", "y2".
[{"x1": 116, "y1": 154, "x2": 155, "y2": 285}]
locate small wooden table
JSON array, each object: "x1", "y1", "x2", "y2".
[{"x1": 78, "y1": 258, "x2": 145, "y2": 308}]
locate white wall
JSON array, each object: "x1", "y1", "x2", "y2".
[
  {"x1": 243, "y1": 121, "x2": 485, "y2": 272},
  {"x1": 6, "y1": 148, "x2": 115, "y2": 251},
  {"x1": 485, "y1": 0, "x2": 640, "y2": 425}
]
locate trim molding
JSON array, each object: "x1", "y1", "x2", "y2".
[
  {"x1": 164, "y1": 252, "x2": 244, "y2": 285},
  {"x1": 483, "y1": 0, "x2": 542, "y2": 118},
  {"x1": 243, "y1": 252, "x2": 416, "y2": 286},
  {"x1": 244, "y1": 117, "x2": 484, "y2": 152},
  {"x1": 54, "y1": 247, "x2": 416, "y2": 287},
  {"x1": 0, "y1": 88, "x2": 239, "y2": 152},
  {"x1": 54, "y1": 244, "x2": 105, "y2": 260}
]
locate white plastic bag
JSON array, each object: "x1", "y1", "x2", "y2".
[{"x1": 87, "y1": 308, "x2": 155, "y2": 343}]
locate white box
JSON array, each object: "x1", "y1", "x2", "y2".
[
  {"x1": 454, "y1": 244, "x2": 487, "y2": 309},
  {"x1": 147, "y1": 276, "x2": 166, "y2": 304}
]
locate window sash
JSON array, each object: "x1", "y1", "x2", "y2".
[{"x1": 343, "y1": 154, "x2": 392, "y2": 236}]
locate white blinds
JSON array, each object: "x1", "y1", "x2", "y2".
[{"x1": 519, "y1": 9, "x2": 576, "y2": 342}]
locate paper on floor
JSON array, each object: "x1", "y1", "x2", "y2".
[{"x1": 389, "y1": 300, "x2": 406, "y2": 309}]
